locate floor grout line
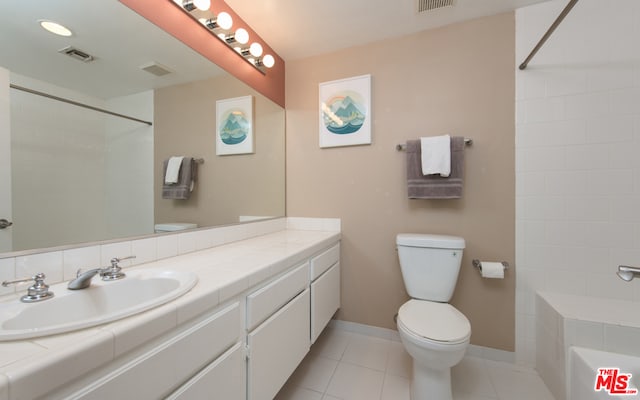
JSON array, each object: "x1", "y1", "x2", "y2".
[{"x1": 277, "y1": 325, "x2": 555, "y2": 400}]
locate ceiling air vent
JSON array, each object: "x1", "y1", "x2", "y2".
[
  {"x1": 58, "y1": 46, "x2": 95, "y2": 63},
  {"x1": 140, "y1": 62, "x2": 173, "y2": 77},
  {"x1": 417, "y1": 0, "x2": 455, "y2": 13}
]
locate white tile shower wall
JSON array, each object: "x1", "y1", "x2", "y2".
[
  {"x1": 9, "y1": 74, "x2": 109, "y2": 251},
  {"x1": 516, "y1": 0, "x2": 640, "y2": 366},
  {"x1": 105, "y1": 91, "x2": 154, "y2": 240},
  {"x1": 535, "y1": 294, "x2": 564, "y2": 400}
]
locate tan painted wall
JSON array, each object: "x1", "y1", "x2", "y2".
[
  {"x1": 155, "y1": 75, "x2": 285, "y2": 227},
  {"x1": 286, "y1": 13, "x2": 515, "y2": 350}
]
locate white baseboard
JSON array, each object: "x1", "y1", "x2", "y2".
[
  {"x1": 328, "y1": 319, "x2": 401, "y2": 342},
  {"x1": 329, "y1": 319, "x2": 515, "y2": 364}
]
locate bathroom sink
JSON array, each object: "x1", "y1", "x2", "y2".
[{"x1": 0, "y1": 269, "x2": 198, "y2": 341}]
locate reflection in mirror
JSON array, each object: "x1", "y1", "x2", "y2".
[{"x1": 0, "y1": 0, "x2": 285, "y2": 254}]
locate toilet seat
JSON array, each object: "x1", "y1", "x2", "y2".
[{"x1": 398, "y1": 300, "x2": 470, "y2": 344}]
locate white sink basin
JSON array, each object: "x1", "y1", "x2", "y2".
[{"x1": 0, "y1": 269, "x2": 198, "y2": 341}]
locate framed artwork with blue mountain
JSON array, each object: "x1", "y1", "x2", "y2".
[
  {"x1": 319, "y1": 74, "x2": 371, "y2": 148},
  {"x1": 216, "y1": 95, "x2": 254, "y2": 155}
]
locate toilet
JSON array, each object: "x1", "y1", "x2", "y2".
[
  {"x1": 154, "y1": 223, "x2": 198, "y2": 233},
  {"x1": 395, "y1": 233, "x2": 471, "y2": 400}
]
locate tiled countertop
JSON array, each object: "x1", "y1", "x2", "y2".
[{"x1": 0, "y1": 228, "x2": 340, "y2": 400}]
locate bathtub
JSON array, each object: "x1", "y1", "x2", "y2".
[
  {"x1": 536, "y1": 292, "x2": 640, "y2": 400},
  {"x1": 569, "y1": 347, "x2": 640, "y2": 400}
]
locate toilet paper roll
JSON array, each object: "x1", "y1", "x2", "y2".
[{"x1": 480, "y1": 261, "x2": 504, "y2": 279}]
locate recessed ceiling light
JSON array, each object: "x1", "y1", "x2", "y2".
[{"x1": 38, "y1": 20, "x2": 73, "y2": 37}]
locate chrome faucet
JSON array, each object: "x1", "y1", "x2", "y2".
[
  {"x1": 68, "y1": 256, "x2": 136, "y2": 290},
  {"x1": 617, "y1": 265, "x2": 640, "y2": 282}
]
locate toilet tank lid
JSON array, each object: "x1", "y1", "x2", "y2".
[
  {"x1": 396, "y1": 234, "x2": 465, "y2": 249},
  {"x1": 154, "y1": 223, "x2": 198, "y2": 231}
]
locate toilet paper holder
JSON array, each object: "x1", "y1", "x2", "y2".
[{"x1": 472, "y1": 259, "x2": 509, "y2": 271}]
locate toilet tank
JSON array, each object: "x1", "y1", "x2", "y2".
[{"x1": 396, "y1": 234, "x2": 465, "y2": 302}]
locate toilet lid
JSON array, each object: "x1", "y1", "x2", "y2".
[{"x1": 398, "y1": 300, "x2": 471, "y2": 343}]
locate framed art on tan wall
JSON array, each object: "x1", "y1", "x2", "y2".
[
  {"x1": 319, "y1": 74, "x2": 371, "y2": 148},
  {"x1": 216, "y1": 95, "x2": 254, "y2": 155}
]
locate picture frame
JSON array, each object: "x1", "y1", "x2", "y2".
[
  {"x1": 319, "y1": 74, "x2": 371, "y2": 148},
  {"x1": 216, "y1": 95, "x2": 254, "y2": 155}
]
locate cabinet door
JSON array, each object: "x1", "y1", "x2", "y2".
[
  {"x1": 71, "y1": 302, "x2": 240, "y2": 399},
  {"x1": 246, "y1": 262, "x2": 309, "y2": 331},
  {"x1": 310, "y1": 244, "x2": 340, "y2": 280},
  {"x1": 248, "y1": 289, "x2": 310, "y2": 400},
  {"x1": 166, "y1": 343, "x2": 245, "y2": 400},
  {"x1": 311, "y1": 262, "x2": 340, "y2": 343}
]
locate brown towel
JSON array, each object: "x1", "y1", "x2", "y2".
[
  {"x1": 406, "y1": 136, "x2": 465, "y2": 199},
  {"x1": 162, "y1": 157, "x2": 197, "y2": 200}
]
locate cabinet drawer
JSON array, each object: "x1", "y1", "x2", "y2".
[
  {"x1": 310, "y1": 244, "x2": 340, "y2": 280},
  {"x1": 166, "y1": 342, "x2": 245, "y2": 400},
  {"x1": 74, "y1": 302, "x2": 240, "y2": 399},
  {"x1": 248, "y1": 289, "x2": 310, "y2": 400},
  {"x1": 246, "y1": 262, "x2": 308, "y2": 330},
  {"x1": 311, "y1": 262, "x2": 341, "y2": 343}
]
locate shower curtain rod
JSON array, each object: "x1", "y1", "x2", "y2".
[
  {"x1": 519, "y1": 0, "x2": 579, "y2": 70},
  {"x1": 9, "y1": 84, "x2": 153, "y2": 126}
]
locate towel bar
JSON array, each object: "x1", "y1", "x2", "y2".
[
  {"x1": 193, "y1": 158, "x2": 205, "y2": 164},
  {"x1": 396, "y1": 138, "x2": 472, "y2": 151}
]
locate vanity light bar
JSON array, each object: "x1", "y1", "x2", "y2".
[{"x1": 171, "y1": 0, "x2": 275, "y2": 73}]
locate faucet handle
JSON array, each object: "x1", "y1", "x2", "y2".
[
  {"x1": 110, "y1": 255, "x2": 136, "y2": 268},
  {"x1": 2, "y1": 273, "x2": 54, "y2": 303},
  {"x1": 3, "y1": 274, "x2": 42, "y2": 287},
  {"x1": 103, "y1": 255, "x2": 136, "y2": 281}
]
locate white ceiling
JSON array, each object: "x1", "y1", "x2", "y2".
[
  {"x1": 0, "y1": 0, "x2": 553, "y2": 99},
  {"x1": 225, "y1": 0, "x2": 553, "y2": 60},
  {"x1": 0, "y1": 0, "x2": 224, "y2": 99}
]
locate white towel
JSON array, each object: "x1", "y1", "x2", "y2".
[
  {"x1": 164, "y1": 156, "x2": 184, "y2": 184},
  {"x1": 420, "y1": 135, "x2": 451, "y2": 177}
]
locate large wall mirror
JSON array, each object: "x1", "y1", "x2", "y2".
[{"x1": 0, "y1": 0, "x2": 285, "y2": 255}]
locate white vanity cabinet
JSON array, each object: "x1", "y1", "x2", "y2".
[
  {"x1": 245, "y1": 243, "x2": 341, "y2": 399},
  {"x1": 65, "y1": 302, "x2": 242, "y2": 400},
  {"x1": 166, "y1": 342, "x2": 246, "y2": 400},
  {"x1": 0, "y1": 232, "x2": 342, "y2": 400},
  {"x1": 246, "y1": 263, "x2": 311, "y2": 400},
  {"x1": 310, "y1": 244, "x2": 341, "y2": 343}
]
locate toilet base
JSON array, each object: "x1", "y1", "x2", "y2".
[{"x1": 411, "y1": 360, "x2": 453, "y2": 400}]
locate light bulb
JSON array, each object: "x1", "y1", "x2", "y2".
[
  {"x1": 249, "y1": 42, "x2": 263, "y2": 57},
  {"x1": 39, "y1": 20, "x2": 72, "y2": 37},
  {"x1": 217, "y1": 12, "x2": 233, "y2": 30},
  {"x1": 235, "y1": 28, "x2": 249, "y2": 44},
  {"x1": 193, "y1": 0, "x2": 210, "y2": 11},
  {"x1": 262, "y1": 54, "x2": 275, "y2": 68}
]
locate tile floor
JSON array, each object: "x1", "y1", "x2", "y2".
[{"x1": 275, "y1": 326, "x2": 555, "y2": 400}]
